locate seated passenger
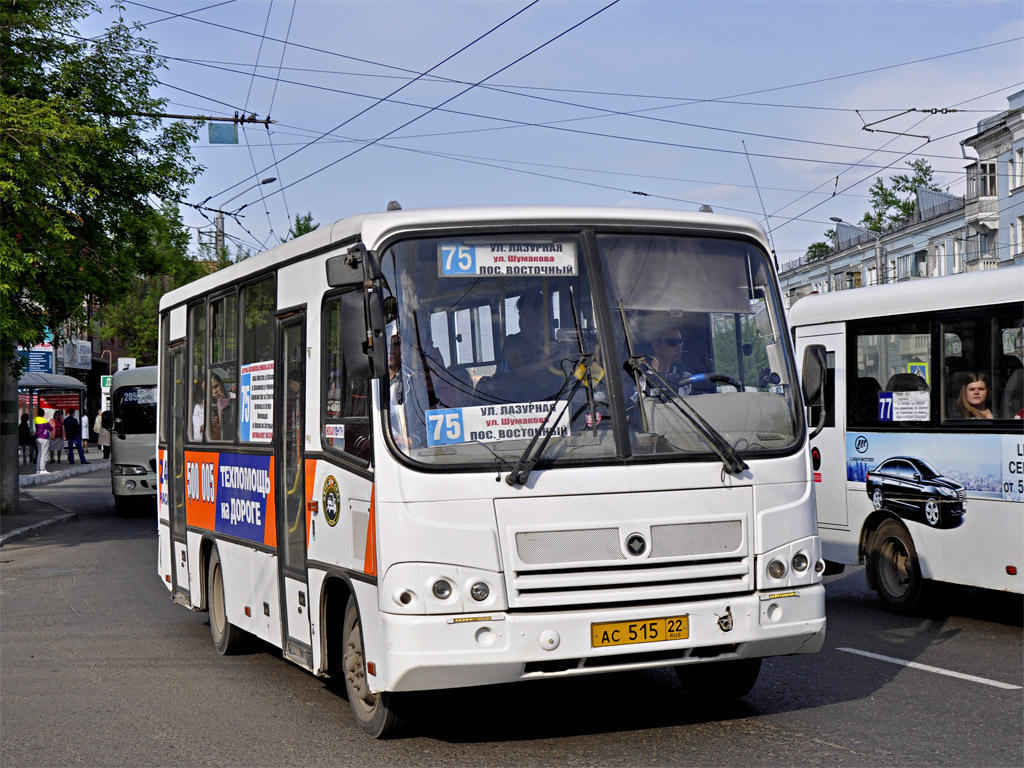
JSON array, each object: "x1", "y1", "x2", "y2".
[{"x1": 956, "y1": 372, "x2": 994, "y2": 419}]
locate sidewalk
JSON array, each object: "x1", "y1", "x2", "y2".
[{"x1": 2, "y1": 449, "x2": 110, "y2": 546}]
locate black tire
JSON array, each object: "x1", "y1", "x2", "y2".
[
  {"x1": 342, "y1": 597, "x2": 401, "y2": 738},
  {"x1": 675, "y1": 657, "x2": 762, "y2": 702},
  {"x1": 208, "y1": 547, "x2": 245, "y2": 655},
  {"x1": 869, "y1": 518, "x2": 928, "y2": 614},
  {"x1": 114, "y1": 496, "x2": 133, "y2": 516}
]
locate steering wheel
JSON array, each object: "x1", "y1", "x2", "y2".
[{"x1": 677, "y1": 372, "x2": 744, "y2": 392}]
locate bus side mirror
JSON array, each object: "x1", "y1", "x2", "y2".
[
  {"x1": 327, "y1": 244, "x2": 379, "y2": 287},
  {"x1": 339, "y1": 290, "x2": 387, "y2": 380},
  {"x1": 801, "y1": 344, "x2": 827, "y2": 407},
  {"x1": 801, "y1": 344, "x2": 827, "y2": 439}
]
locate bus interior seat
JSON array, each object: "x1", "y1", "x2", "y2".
[
  {"x1": 994, "y1": 354, "x2": 1023, "y2": 414},
  {"x1": 884, "y1": 372, "x2": 929, "y2": 392},
  {"x1": 945, "y1": 370, "x2": 971, "y2": 419},
  {"x1": 853, "y1": 377, "x2": 881, "y2": 421},
  {"x1": 1000, "y1": 367, "x2": 1023, "y2": 419}
]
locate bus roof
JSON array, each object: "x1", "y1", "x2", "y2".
[
  {"x1": 788, "y1": 267, "x2": 1024, "y2": 328},
  {"x1": 159, "y1": 205, "x2": 769, "y2": 311},
  {"x1": 111, "y1": 365, "x2": 158, "y2": 389}
]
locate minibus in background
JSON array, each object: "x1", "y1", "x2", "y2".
[
  {"x1": 157, "y1": 205, "x2": 828, "y2": 737},
  {"x1": 110, "y1": 365, "x2": 159, "y2": 515},
  {"x1": 790, "y1": 269, "x2": 1023, "y2": 614}
]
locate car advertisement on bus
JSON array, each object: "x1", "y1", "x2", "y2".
[{"x1": 846, "y1": 432, "x2": 1024, "y2": 526}]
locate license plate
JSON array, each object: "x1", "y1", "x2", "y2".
[{"x1": 591, "y1": 615, "x2": 689, "y2": 647}]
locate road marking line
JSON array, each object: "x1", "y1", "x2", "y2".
[{"x1": 838, "y1": 647, "x2": 1022, "y2": 690}]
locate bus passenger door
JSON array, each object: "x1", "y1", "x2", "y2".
[
  {"x1": 276, "y1": 312, "x2": 312, "y2": 666},
  {"x1": 168, "y1": 345, "x2": 190, "y2": 603},
  {"x1": 797, "y1": 327, "x2": 847, "y2": 528}
]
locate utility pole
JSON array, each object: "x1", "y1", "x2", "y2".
[{"x1": 213, "y1": 177, "x2": 276, "y2": 259}]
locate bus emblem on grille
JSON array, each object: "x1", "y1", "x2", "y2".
[{"x1": 625, "y1": 533, "x2": 647, "y2": 556}]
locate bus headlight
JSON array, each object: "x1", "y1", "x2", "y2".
[
  {"x1": 113, "y1": 465, "x2": 147, "y2": 476},
  {"x1": 792, "y1": 553, "x2": 809, "y2": 572},
  {"x1": 470, "y1": 582, "x2": 489, "y2": 601},
  {"x1": 432, "y1": 579, "x2": 453, "y2": 600},
  {"x1": 768, "y1": 559, "x2": 787, "y2": 579}
]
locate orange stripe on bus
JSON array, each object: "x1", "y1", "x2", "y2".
[
  {"x1": 304, "y1": 458, "x2": 317, "y2": 547},
  {"x1": 363, "y1": 485, "x2": 377, "y2": 577}
]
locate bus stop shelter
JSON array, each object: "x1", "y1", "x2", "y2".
[{"x1": 18, "y1": 372, "x2": 86, "y2": 417}]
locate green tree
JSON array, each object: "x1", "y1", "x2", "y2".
[
  {"x1": 285, "y1": 211, "x2": 319, "y2": 240},
  {"x1": 805, "y1": 228, "x2": 837, "y2": 261},
  {"x1": 861, "y1": 159, "x2": 937, "y2": 230},
  {"x1": 1, "y1": 0, "x2": 201, "y2": 511},
  {"x1": 94, "y1": 202, "x2": 207, "y2": 364}
]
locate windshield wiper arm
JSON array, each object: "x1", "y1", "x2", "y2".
[
  {"x1": 624, "y1": 355, "x2": 748, "y2": 475},
  {"x1": 505, "y1": 363, "x2": 585, "y2": 487}
]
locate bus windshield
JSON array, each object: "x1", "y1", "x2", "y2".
[
  {"x1": 379, "y1": 231, "x2": 799, "y2": 468},
  {"x1": 114, "y1": 385, "x2": 158, "y2": 434}
]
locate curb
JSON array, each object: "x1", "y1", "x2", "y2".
[
  {"x1": 19, "y1": 460, "x2": 108, "y2": 488},
  {"x1": 0, "y1": 511, "x2": 78, "y2": 547}
]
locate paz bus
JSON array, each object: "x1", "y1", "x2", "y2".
[
  {"x1": 790, "y1": 268, "x2": 1023, "y2": 613},
  {"x1": 157, "y1": 205, "x2": 828, "y2": 737},
  {"x1": 110, "y1": 365, "x2": 158, "y2": 515}
]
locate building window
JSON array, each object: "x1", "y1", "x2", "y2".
[
  {"x1": 980, "y1": 162, "x2": 997, "y2": 197},
  {"x1": 1015, "y1": 147, "x2": 1024, "y2": 189},
  {"x1": 953, "y1": 239, "x2": 963, "y2": 273},
  {"x1": 933, "y1": 242, "x2": 946, "y2": 276},
  {"x1": 1016, "y1": 216, "x2": 1024, "y2": 257}
]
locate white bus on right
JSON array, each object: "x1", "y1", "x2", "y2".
[{"x1": 790, "y1": 268, "x2": 1024, "y2": 613}]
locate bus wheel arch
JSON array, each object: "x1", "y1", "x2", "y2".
[
  {"x1": 320, "y1": 575, "x2": 353, "y2": 679},
  {"x1": 207, "y1": 545, "x2": 246, "y2": 654}
]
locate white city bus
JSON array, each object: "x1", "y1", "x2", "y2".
[
  {"x1": 110, "y1": 365, "x2": 158, "y2": 514},
  {"x1": 790, "y1": 269, "x2": 1023, "y2": 613},
  {"x1": 157, "y1": 205, "x2": 827, "y2": 737}
]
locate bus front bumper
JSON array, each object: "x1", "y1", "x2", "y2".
[{"x1": 374, "y1": 584, "x2": 825, "y2": 693}]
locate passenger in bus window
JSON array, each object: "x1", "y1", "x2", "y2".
[
  {"x1": 956, "y1": 372, "x2": 994, "y2": 419},
  {"x1": 209, "y1": 371, "x2": 235, "y2": 439}
]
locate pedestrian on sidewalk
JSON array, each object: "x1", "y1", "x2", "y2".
[
  {"x1": 34, "y1": 407, "x2": 52, "y2": 474},
  {"x1": 81, "y1": 411, "x2": 90, "y2": 452},
  {"x1": 99, "y1": 409, "x2": 112, "y2": 459},
  {"x1": 64, "y1": 409, "x2": 88, "y2": 464},
  {"x1": 19, "y1": 412, "x2": 36, "y2": 466},
  {"x1": 49, "y1": 409, "x2": 65, "y2": 464}
]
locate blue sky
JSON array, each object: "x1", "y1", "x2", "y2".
[{"x1": 80, "y1": 0, "x2": 1023, "y2": 259}]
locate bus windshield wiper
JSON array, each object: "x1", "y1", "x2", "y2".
[
  {"x1": 505, "y1": 360, "x2": 586, "y2": 487},
  {"x1": 624, "y1": 355, "x2": 748, "y2": 475}
]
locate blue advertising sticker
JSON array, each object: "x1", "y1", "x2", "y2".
[{"x1": 214, "y1": 453, "x2": 273, "y2": 543}]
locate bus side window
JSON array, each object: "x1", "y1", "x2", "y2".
[
  {"x1": 323, "y1": 294, "x2": 371, "y2": 463},
  {"x1": 188, "y1": 301, "x2": 206, "y2": 442},
  {"x1": 849, "y1": 319, "x2": 931, "y2": 427}
]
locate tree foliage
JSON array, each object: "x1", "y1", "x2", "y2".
[
  {"x1": 0, "y1": 0, "x2": 201, "y2": 373},
  {"x1": 285, "y1": 211, "x2": 319, "y2": 240},
  {"x1": 861, "y1": 159, "x2": 937, "y2": 231},
  {"x1": 93, "y1": 202, "x2": 208, "y2": 364}
]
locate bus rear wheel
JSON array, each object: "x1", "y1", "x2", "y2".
[
  {"x1": 342, "y1": 597, "x2": 401, "y2": 738},
  {"x1": 675, "y1": 657, "x2": 761, "y2": 702},
  {"x1": 208, "y1": 547, "x2": 245, "y2": 654},
  {"x1": 869, "y1": 519, "x2": 928, "y2": 614}
]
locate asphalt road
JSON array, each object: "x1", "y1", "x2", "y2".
[{"x1": 1, "y1": 475, "x2": 1021, "y2": 767}]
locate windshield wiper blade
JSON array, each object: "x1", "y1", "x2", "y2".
[
  {"x1": 505, "y1": 363, "x2": 585, "y2": 487},
  {"x1": 625, "y1": 355, "x2": 749, "y2": 475}
]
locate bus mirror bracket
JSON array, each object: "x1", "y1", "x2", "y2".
[{"x1": 801, "y1": 344, "x2": 827, "y2": 439}]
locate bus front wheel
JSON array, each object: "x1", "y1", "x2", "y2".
[
  {"x1": 342, "y1": 597, "x2": 401, "y2": 738},
  {"x1": 208, "y1": 547, "x2": 245, "y2": 654},
  {"x1": 869, "y1": 519, "x2": 927, "y2": 614}
]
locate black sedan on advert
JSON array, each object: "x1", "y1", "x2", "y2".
[{"x1": 866, "y1": 456, "x2": 966, "y2": 529}]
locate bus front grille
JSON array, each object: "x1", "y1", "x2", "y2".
[{"x1": 509, "y1": 558, "x2": 751, "y2": 609}]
